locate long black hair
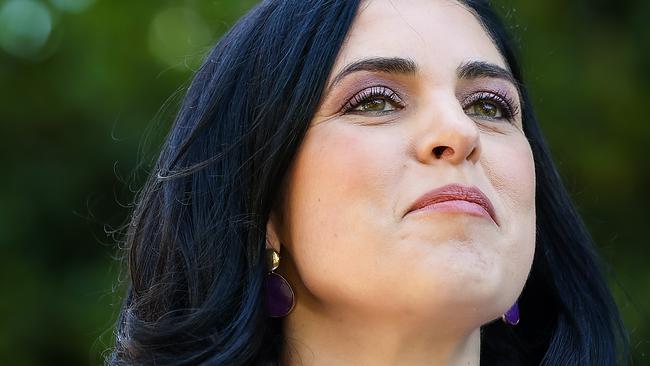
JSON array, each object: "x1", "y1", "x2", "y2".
[{"x1": 109, "y1": 1, "x2": 629, "y2": 365}]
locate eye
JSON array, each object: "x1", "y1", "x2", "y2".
[
  {"x1": 355, "y1": 98, "x2": 394, "y2": 113},
  {"x1": 342, "y1": 86, "x2": 404, "y2": 115},
  {"x1": 462, "y1": 91, "x2": 519, "y2": 122},
  {"x1": 465, "y1": 100, "x2": 502, "y2": 118}
]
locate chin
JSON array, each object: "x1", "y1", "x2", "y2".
[{"x1": 387, "y1": 265, "x2": 505, "y2": 315}]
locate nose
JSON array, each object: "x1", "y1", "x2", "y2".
[{"x1": 414, "y1": 95, "x2": 481, "y2": 165}]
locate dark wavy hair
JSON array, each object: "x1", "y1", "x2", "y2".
[{"x1": 109, "y1": 0, "x2": 630, "y2": 365}]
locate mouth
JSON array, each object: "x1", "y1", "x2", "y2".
[{"x1": 404, "y1": 183, "x2": 497, "y2": 225}]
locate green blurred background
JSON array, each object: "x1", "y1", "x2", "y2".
[{"x1": 1, "y1": 0, "x2": 647, "y2": 364}]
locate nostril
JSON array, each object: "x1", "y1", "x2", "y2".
[{"x1": 433, "y1": 146, "x2": 451, "y2": 159}]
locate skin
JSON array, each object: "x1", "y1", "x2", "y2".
[{"x1": 266, "y1": 0, "x2": 536, "y2": 364}]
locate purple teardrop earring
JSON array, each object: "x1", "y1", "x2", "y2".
[
  {"x1": 265, "y1": 248, "x2": 295, "y2": 318},
  {"x1": 502, "y1": 301, "x2": 520, "y2": 325}
]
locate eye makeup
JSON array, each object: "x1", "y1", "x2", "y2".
[
  {"x1": 320, "y1": 70, "x2": 522, "y2": 126},
  {"x1": 461, "y1": 89, "x2": 520, "y2": 121},
  {"x1": 318, "y1": 73, "x2": 410, "y2": 117},
  {"x1": 341, "y1": 85, "x2": 405, "y2": 114},
  {"x1": 456, "y1": 76, "x2": 522, "y2": 124}
]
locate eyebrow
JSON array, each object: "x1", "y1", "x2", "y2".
[
  {"x1": 456, "y1": 60, "x2": 518, "y2": 86},
  {"x1": 327, "y1": 56, "x2": 518, "y2": 91},
  {"x1": 328, "y1": 57, "x2": 418, "y2": 90}
]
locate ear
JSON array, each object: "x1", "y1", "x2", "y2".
[{"x1": 265, "y1": 210, "x2": 282, "y2": 253}]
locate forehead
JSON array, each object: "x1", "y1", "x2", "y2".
[{"x1": 332, "y1": 0, "x2": 507, "y2": 80}]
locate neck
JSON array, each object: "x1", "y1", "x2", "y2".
[{"x1": 280, "y1": 303, "x2": 481, "y2": 366}]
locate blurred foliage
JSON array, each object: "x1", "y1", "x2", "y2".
[{"x1": 0, "y1": 0, "x2": 647, "y2": 364}]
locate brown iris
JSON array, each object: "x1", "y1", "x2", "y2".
[
  {"x1": 356, "y1": 98, "x2": 392, "y2": 112},
  {"x1": 466, "y1": 101, "x2": 502, "y2": 118}
]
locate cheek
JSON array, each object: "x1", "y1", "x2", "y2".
[
  {"x1": 483, "y1": 136, "x2": 536, "y2": 215},
  {"x1": 290, "y1": 125, "x2": 398, "y2": 221},
  {"x1": 483, "y1": 134, "x2": 536, "y2": 290},
  {"x1": 280, "y1": 124, "x2": 402, "y2": 300}
]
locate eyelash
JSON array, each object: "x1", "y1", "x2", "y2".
[
  {"x1": 461, "y1": 90, "x2": 520, "y2": 121},
  {"x1": 341, "y1": 86, "x2": 404, "y2": 114},
  {"x1": 341, "y1": 86, "x2": 520, "y2": 122}
]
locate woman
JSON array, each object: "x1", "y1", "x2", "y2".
[{"x1": 110, "y1": 0, "x2": 629, "y2": 365}]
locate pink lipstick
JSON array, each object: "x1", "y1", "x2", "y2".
[{"x1": 405, "y1": 184, "x2": 497, "y2": 224}]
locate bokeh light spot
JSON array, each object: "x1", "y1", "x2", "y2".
[
  {"x1": 147, "y1": 7, "x2": 213, "y2": 71},
  {"x1": 0, "y1": 0, "x2": 52, "y2": 59},
  {"x1": 50, "y1": 0, "x2": 95, "y2": 13}
]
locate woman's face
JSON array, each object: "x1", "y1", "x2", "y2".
[{"x1": 269, "y1": 0, "x2": 536, "y2": 329}]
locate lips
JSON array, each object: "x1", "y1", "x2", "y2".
[{"x1": 405, "y1": 184, "x2": 497, "y2": 224}]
